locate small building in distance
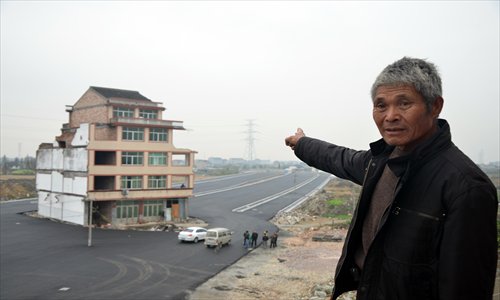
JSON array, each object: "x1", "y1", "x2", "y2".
[{"x1": 36, "y1": 86, "x2": 196, "y2": 226}]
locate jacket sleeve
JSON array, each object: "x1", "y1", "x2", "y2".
[
  {"x1": 438, "y1": 183, "x2": 498, "y2": 299},
  {"x1": 294, "y1": 137, "x2": 371, "y2": 185}
]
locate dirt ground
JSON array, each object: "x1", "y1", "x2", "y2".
[{"x1": 188, "y1": 215, "x2": 356, "y2": 300}]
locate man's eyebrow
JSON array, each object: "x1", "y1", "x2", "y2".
[{"x1": 394, "y1": 93, "x2": 411, "y2": 100}]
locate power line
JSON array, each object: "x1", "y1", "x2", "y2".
[{"x1": 1, "y1": 114, "x2": 65, "y2": 121}]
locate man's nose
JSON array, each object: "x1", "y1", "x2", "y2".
[{"x1": 385, "y1": 106, "x2": 400, "y2": 121}]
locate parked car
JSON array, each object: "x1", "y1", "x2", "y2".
[
  {"x1": 204, "y1": 227, "x2": 232, "y2": 248},
  {"x1": 177, "y1": 227, "x2": 207, "y2": 243}
]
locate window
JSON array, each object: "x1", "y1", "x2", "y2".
[
  {"x1": 143, "y1": 200, "x2": 163, "y2": 217},
  {"x1": 121, "y1": 152, "x2": 143, "y2": 165},
  {"x1": 121, "y1": 176, "x2": 142, "y2": 189},
  {"x1": 148, "y1": 176, "x2": 166, "y2": 189},
  {"x1": 113, "y1": 107, "x2": 134, "y2": 118},
  {"x1": 95, "y1": 151, "x2": 116, "y2": 165},
  {"x1": 148, "y1": 152, "x2": 167, "y2": 166},
  {"x1": 139, "y1": 109, "x2": 158, "y2": 119},
  {"x1": 122, "y1": 127, "x2": 144, "y2": 141},
  {"x1": 149, "y1": 128, "x2": 167, "y2": 142},
  {"x1": 116, "y1": 200, "x2": 138, "y2": 219},
  {"x1": 94, "y1": 176, "x2": 115, "y2": 190}
]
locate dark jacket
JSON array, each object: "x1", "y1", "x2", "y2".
[{"x1": 294, "y1": 119, "x2": 498, "y2": 300}]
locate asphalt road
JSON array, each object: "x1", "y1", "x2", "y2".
[{"x1": 0, "y1": 169, "x2": 331, "y2": 300}]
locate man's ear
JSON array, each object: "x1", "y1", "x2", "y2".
[{"x1": 432, "y1": 96, "x2": 444, "y2": 118}]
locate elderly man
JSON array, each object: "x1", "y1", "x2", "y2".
[{"x1": 285, "y1": 57, "x2": 497, "y2": 300}]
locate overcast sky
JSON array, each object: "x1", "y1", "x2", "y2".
[{"x1": 1, "y1": 1, "x2": 499, "y2": 163}]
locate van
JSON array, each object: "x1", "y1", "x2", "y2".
[{"x1": 204, "y1": 228, "x2": 232, "y2": 248}]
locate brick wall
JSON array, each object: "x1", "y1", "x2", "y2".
[
  {"x1": 94, "y1": 126, "x2": 117, "y2": 141},
  {"x1": 70, "y1": 90, "x2": 109, "y2": 127}
]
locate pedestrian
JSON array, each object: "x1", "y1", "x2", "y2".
[
  {"x1": 251, "y1": 231, "x2": 258, "y2": 248},
  {"x1": 262, "y1": 230, "x2": 269, "y2": 248},
  {"x1": 270, "y1": 232, "x2": 278, "y2": 248},
  {"x1": 243, "y1": 230, "x2": 250, "y2": 248},
  {"x1": 285, "y1": 57, "x2": 498, "y2": 300}
]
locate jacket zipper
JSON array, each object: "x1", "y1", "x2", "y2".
[{"x1": 392, "y1": 206, "x2": 444, "y2": 221}]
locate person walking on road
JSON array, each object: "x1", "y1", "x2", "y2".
[
  {"x1": 243, "y1": 230, "x2": 250, "y2": 249},
  {"x1": 270, "y1": 232, "x2": 278, "y2": 248},
  {"x1": 251, "y1": 231, "x2": 258, "y2": 248},
  {"x1": 262, "y1": 230, "x2": 269, "y2": 248}
]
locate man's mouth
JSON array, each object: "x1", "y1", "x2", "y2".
[{"x1": 385, "y1": 127, "x2": 405, "y2": 135}]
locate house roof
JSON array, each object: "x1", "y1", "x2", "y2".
[{"x1": 90, "y1": 86, "x2": 151, "y2": 102}]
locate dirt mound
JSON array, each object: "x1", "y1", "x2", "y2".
[{"x1": 0, "y1": 177, "x2": 36, "y2": 201}]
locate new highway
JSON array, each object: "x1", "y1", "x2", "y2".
[{"x1": 0, "y1": 169, "x2": 331, "y2": 300}]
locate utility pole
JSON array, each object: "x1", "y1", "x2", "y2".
[{"x1": 88, "y1": 198, "x2": 93, "y2": 247}]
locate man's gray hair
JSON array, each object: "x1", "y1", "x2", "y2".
[{"x1": 371, "y1": 57, "x2": 442, "y2": 111}]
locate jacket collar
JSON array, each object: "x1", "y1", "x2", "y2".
[{"x1": 369, "y1": 119, "x2": 453, "y2": 177}]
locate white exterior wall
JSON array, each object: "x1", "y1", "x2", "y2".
[
  {"x1": 36, "y1": 149, "x2": 55, "y2": 170},
  {"x1": 37, "y1": 148, "x2": 87, "y2": 171},
  {"x1": 37, "y1": 147, "x2": 88, "y2": 226},
  {"x1": 52, "y1": 149, "x2": 64, "y2": 170},
  {"x1": 36, "y1": 173, "x2": 52, "y2": 190},
  {"x1": 63, "y1": 176, "x2": 87, "y2": 195},
  {"x1": 63, "y1": 149, "x2": 88, "y2": 172},
  {"x1": 50, "y1": 171, "x2": 64, "y2": 193},
  {"x1": 37, "y1": 191, "x2": 51, "y2": 217},
  {"x1": 37, "y1": 192, "x2": 86, "y2": 225},
  {"x1": 71, "y1": 123, "x2": 89, "y2": 147}
]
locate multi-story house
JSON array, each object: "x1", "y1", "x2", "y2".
[{"x1": 36, "y1": 86, "x2": 196, "y2": 226}]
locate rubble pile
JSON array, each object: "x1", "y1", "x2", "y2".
[{"x1": 272, "y1": 210, "x2": 309, "y2": 225}]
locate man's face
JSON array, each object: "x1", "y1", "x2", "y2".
[{"x1": 372, "y1": 85, "x2": 443, "y2": 152}]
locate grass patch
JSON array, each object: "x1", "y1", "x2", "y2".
[
  {"x1": 335, "y1": 214, "x2": 352, "y2": 221},
  {"x1": 327, "y1": 198, "x2": 344, "y2": 206},
  {"x1": 11, "y1": 169, "x2": 35, "y2": 175}
]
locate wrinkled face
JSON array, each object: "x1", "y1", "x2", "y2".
[{"x1": 373, "y1": 85, "x2": 442, "y2": 152}]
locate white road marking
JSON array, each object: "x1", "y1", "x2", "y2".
[
  {"x1": 194, "y1": 174, "x2": 288, "y2": 197},
  {"x1": 278, "y1": 176, "x2": 333, "y2": 213},
  {"x1": 231, "y1": 174, "x2": 320, "y2": 213}
]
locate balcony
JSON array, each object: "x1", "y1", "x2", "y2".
[
  {"x1": 88, "y1": 188, "x2": 193, "y2": 201},
  {"x1": 109, "y1": 99, "x2": 164, "y2": 109},
  {"x1": 110, "y1": 117, "x2": 185, "y2": 129}
]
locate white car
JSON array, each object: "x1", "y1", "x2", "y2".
[{"x1": 177, "y1": 227, "x2": 207, "y2": 243}]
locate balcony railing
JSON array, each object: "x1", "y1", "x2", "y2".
[
  {"x1": 88, "y1": 188, "x2": 192, "y2": 201},
  {"x1": 110, "y1": 117, "x2": 185, "y2": 129},
  {"x1": 109, "y1": 99, "x2": 163, "y2": 108}
]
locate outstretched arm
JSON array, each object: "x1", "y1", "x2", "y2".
[{"x1": 285, "y1": 128, "x2": 371, "y2": 185}]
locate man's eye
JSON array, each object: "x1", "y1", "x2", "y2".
[
  {"x1": 399, "y1": 101, "x2": 411, "y2": 109},
  {"x1": 374, "y1": 103, "x2": 386, "y2": 110}
]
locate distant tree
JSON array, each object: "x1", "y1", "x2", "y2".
[
  {"x1": 22, "y1": 155, "x2": 36, "y2": 170},
  {"x1": 28, "y1": 156, "x2": 36, "y2": 170},
  {"x1": 13, "y1": 157, "x2": 20, "y2": 168}
]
